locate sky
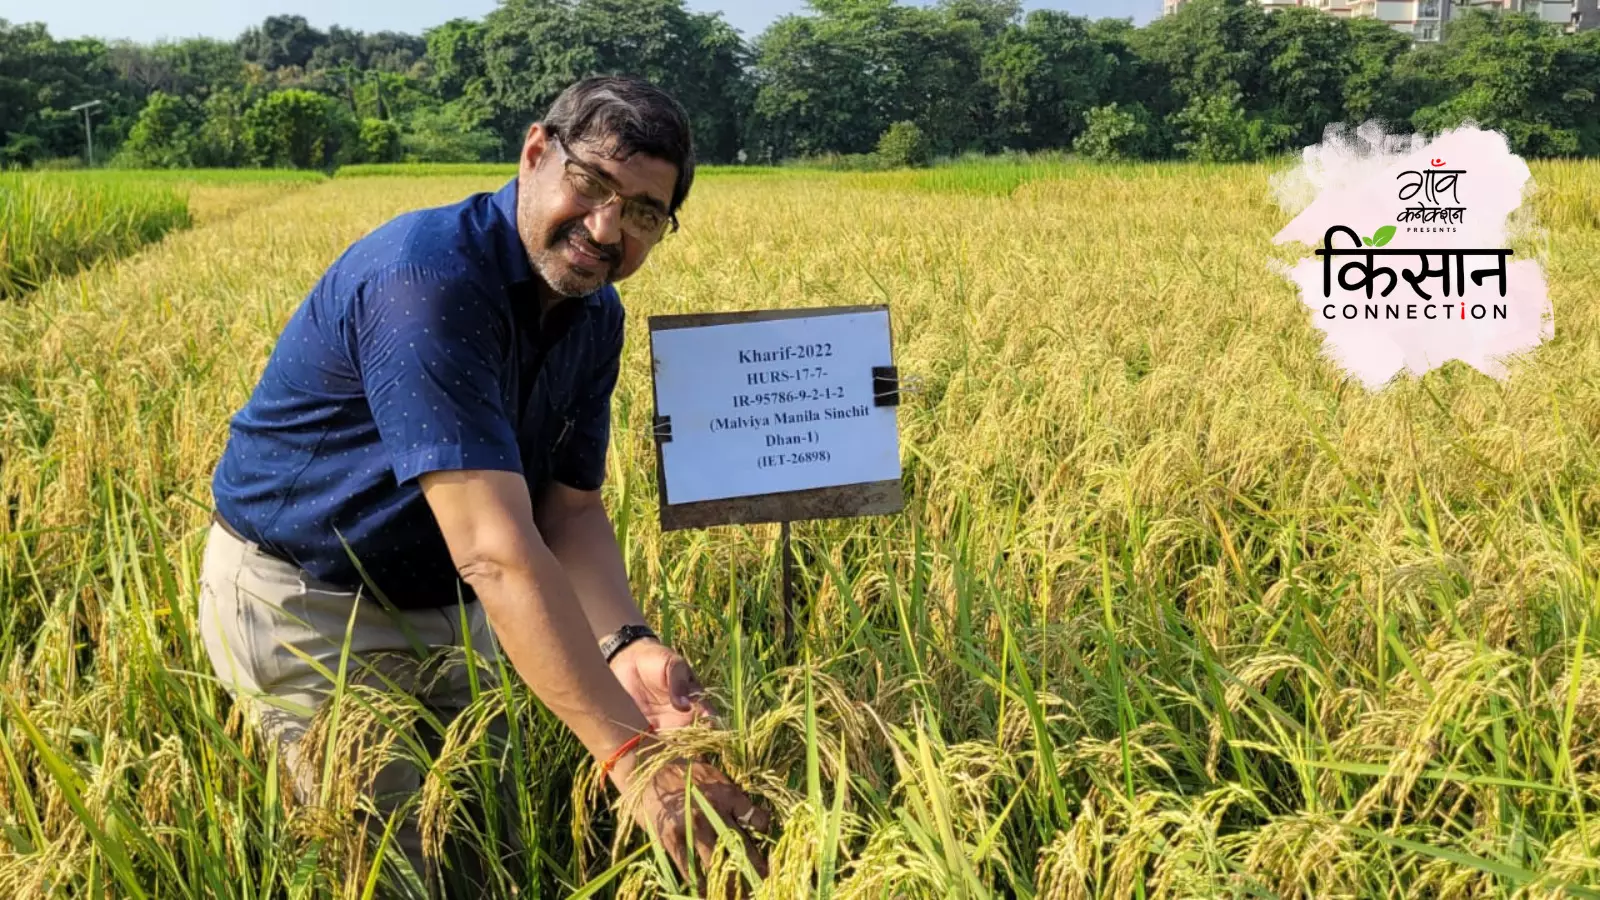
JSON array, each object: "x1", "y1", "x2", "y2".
[{"x1": 6, "y1": 1, "x2": 1160, "y2": 45}]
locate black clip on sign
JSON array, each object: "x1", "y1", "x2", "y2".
[{"x1": 872, "y1": 366, "x2": 900, "y2": 407}]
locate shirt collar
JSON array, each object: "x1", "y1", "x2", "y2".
[{"x1": 491, "y1": 176, "x2": 605, "y2": 310}]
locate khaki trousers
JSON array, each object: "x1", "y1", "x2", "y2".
[{"x1": 197, "y1": 520, "x2": 506, "y2": 890}]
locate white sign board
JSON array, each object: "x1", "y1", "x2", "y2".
[{"x1": 651, "y1": 309, "x2": 901, "y2": 506}]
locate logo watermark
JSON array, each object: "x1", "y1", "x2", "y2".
[{"x1": 1271, "y1": 123, "x2": 1552, "y2": 389}]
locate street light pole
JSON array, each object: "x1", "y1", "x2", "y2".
[{"x1": 69, "y1": 100, "x2": 104, "y2": 167}]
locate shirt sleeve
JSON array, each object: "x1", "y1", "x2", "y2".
[
  {"x1": 350, "y1": 263, "x2": 523, "y2": 485},
  {"x1": 551, "y1": 304, "x2": 624, "y2": 491}
]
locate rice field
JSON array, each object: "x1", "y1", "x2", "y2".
[
  {"x1": 0, "y1": 174, "x2": 190, "y2": 299},
  {"x1": 2, "y1": 158, "x2": 1600, "y2": 898},
  {"x1": 0, "y1": 170, "x2": 327, "y2": 300},
  {"x1": 336, "y1": 162, "x2": 522, "y2": 178}
]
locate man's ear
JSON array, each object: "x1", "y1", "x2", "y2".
[{"x1": 522, "y1": 123, "x2": 550, "y2": 171}]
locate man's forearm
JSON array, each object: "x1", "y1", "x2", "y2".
[
  {"x1": 462, "y1": 541, "x2": 650, "y2": 763},
  {"x1": 538, "y1": 498, "x2": 649, "y2": 641}
]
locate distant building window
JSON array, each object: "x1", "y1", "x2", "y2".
[{"x1": 1415, "y1": 23, "x2": 1439, "y2": 41}]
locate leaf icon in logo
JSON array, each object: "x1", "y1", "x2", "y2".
[
  {"x1": 1372, "y1": 225, "x2": 1396, "y2": 247},
  {"x1": 1362, "y1": 235, "x2": 1374, "y2": 247}
]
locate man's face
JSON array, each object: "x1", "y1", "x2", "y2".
[{"x1": 516, "y1": 124, "x2": 678, "y2": 300}]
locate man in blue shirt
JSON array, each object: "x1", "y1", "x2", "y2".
[{"x1": 198, "y1": 75, "x2": 768, "y2": 893}]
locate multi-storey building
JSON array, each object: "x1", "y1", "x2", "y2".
[
  {"x1": 1161, "y1": 0, "x2": 1599, "y2": 39},
  {"x1": 1162, "y1": 0, "x2": 1307, "y2": 11}
]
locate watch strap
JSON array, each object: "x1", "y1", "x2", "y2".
[{"x1": 600, "y1": 623, "x2": 658, "y2": 664}]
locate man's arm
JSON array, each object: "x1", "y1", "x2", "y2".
[
  {"x1": 535, "y1": 483, "x2": 647, "y2": 640},
  {"x1": 537, "y1": 483, "x2": 716, "y2": 729},
  {"x1": 531, "y1": 301, "x2": 712, "y2": 726},
  {"x1": 420, "y1": 468, "x2": 768, "y2": 878},
  {"x1": 421, "y1": 469, "x2": 652, "y2": 771}
]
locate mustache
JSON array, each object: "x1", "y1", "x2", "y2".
[{"x1": 552, "y1": 221, "x2": 620, "y2": 265}]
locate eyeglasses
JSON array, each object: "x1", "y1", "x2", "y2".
[{"x1": 550, "y1": 132, "x2": 677, "y2": 242}]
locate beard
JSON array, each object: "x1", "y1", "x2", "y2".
[{"x1": 528, "y1": 218, "x2": 620, "y2": 299}]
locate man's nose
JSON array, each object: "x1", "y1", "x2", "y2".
[{"x1": 585, "y1": 201, "x2": 623, "y2": 249}]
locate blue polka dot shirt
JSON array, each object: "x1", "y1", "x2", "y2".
[{"x1": 213, "y1": 178, "x2": 624, "y2": 609}]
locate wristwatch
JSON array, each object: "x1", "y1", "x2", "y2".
[{"x1": 599, "y1": 623, "x2": 659, "y2": 664}]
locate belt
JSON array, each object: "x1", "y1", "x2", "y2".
[{"x1": 212, "y1": 511, "x2": 289, "y2": 564}]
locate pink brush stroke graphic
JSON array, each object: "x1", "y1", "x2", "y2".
[{"x1": 1271, "y1": 122, "x2": 1552, "y2": 389}]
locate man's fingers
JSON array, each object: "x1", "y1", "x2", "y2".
[
  {"x1": 732, "y1": 797, "x2": 771, "y2": 832},
  {"x1": 666, "y1": 656, "x2": 702, "y2": 712},
  {"x1": 677, "y1": 665, "x2": 721, "y2": 724},
  {"x1": 656, "y1": 817, "x2": 697, "y2": 889},
  {"x1": 740, "y1": 827, "x2": 770, "y2": 880},
  {"x1": 646, "y1": 761, "x2": 772, "y2": 891},
  {"x1": 729, "y1": 793, "x2": 773, "y2": 836},
  {"x1": 691, "y1": 807, "x2": 720, "y2": 857},
  {"x1": 694, "y1": 791, "x2": 770, "y2": 885},
  {"x1": 746, "y1": 804, "x2": 774, "y2": 836},
  {"x1": 660, "y1": 653, "x2": 720, "y2": 725},
  {"x1": 714, "y1": 786, "x2": 771, "y2": 878},
  {"x1": 695, "y1": 767, "x2": 772, "y2": 837},
  {"x1": 693, "y1": 695, "x2": 721, "y2": 725}
]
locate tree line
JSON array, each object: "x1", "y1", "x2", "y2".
[{"x1": 2, "y1": 0, "x2": 1599, "y2": 170}]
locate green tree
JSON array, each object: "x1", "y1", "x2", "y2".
[
  {"x1": 1074, "y1": 101, "x2": 1158, "y2": 162},
  {"x1": 1088, "y1": 17, "x2": 1179, "y2": 156},
  {"x1": 351, "y1": 71, "x2": 432, "y2": 121},
  {"x1": 6, "y1": 0, "x2": 1600, "y2": 173},
  {"x1": 401, "y1": 103, "x2": 503, "y2": 162},
  {"x1": 193, "y1": 88, "x2": 252, "y2": 167},
  {"x1": 876, "y1": 120, "x2": 929, "y2": 167},
  {"x1": 0, "y1": 21, "x2": 137, "y2": 165},
  {"x1": 1342, "y1": 17, "x2": 1419, "y2": 128},
  {"x1": 1133, "y1": 0, "x2": 1273, "y2": 106},
  {"x1": 357, "y1": 118, "x2": 402, "y2": 162},
  {"x1": 426, "y1": 18, "x2": 488, "y2": 101},
  {"x1": 1570, "y1": 30, "x2": 1600, "y2": 156},
  {"x1": 750, "y1": 14, "x2": 868, "y2": 159},
  {"x1": 243, "y1": 88, "x2": 356, "y2": 168},
  {"x1": 574, "y1": 0, "x2": 752, "y2": 163},
  {"x1": 1132, "y1": 0, "x2": 1338, "y2": 159},
  {"x1": 983, "y1": 10, "x2": 1116, "y2": 151},
  {"x1": 115, "y1": 90, "x2": 203, "y2": 167},
  {"x1": 309, "y1": 25, "x2": 367, "y2": 72},
  {"x1": 753, "y1": 0, "x2": 989, "y2": 159},
  {"x1": 939, "y1": 0, "x2": 1020, "y2": 40},
  {"x1": 480, "y1": 0, "x2": 751, "y2": 162},
  {"x1": 478, "y1": 0, "x2": 594, "y2": 156},
  {"x1": 1261, "y1": 7, "x2": 1353, "y2": 146},
  {"x1": 360, "y1": 32, "x2": 428, "y2": 74},
  {"x1": 1411, "y1": 10, "x2": 1600, "y2": 158},
  {"x1": 237, "y1": 15, "x2": 326, "y2": 71},
  {"x1": 1173, "y1": 87, "x2": 1292, "y2": 162}
]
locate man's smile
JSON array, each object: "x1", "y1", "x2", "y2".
[{"x1": 565, "y1": 234, "x2": 609, "y2": 268}]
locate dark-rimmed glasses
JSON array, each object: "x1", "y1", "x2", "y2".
[{"x1": 550, "y1": 131, "x2": 677, "y2": 242}]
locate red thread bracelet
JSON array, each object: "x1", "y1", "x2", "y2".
[{"x1": 599, "y1": 723, "x2": 657, "y2": 781}]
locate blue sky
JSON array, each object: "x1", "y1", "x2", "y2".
[{"x1": 6, "y1": 1, "x2": 1159, "y2": 44}]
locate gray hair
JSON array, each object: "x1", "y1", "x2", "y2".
[{"x1": 541, "y1": 75, "x2": 696, "y2": 226}]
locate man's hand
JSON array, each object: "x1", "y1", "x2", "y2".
[
  {"x1": 610, "y1": 639, "x2": 718, "y2": 730},
  {"x1": 613, "y1": 748, "x2": 772, "y2": 889}
]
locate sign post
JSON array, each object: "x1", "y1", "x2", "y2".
[{"x1": 648, "y1": 304, "x2": 904, "y2": 651}]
